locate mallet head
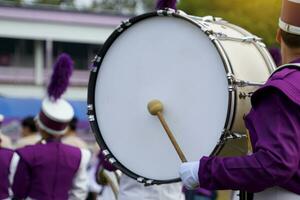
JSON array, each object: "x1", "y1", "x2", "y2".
[{"x1": 147, "y1": 100, "x2": 163, "y2": 115}]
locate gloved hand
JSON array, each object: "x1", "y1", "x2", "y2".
[{"x1": 179, "y1": 161, "x2": 200, "y2": 190}]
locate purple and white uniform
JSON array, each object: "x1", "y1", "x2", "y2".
[
  {"x1": 97, "y1": 151, "x2": 185, "y2": 200},
  {"x1": 0, "y1": 147, "x2": 19, "y2": 199},
  {"x1": 199, "y1": 59, "x2": 300, "y2": 198},
  {"x1": 12, "y1": 139, "x2": 90, "y2": 200}
]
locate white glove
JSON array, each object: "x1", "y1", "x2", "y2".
[{"x1": 179, "y1": 161, "x2": 200, "y2": 190}]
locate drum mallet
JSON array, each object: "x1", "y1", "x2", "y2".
[{"x1": 147, "y1": 99, "x2": 187, "y2": 163}]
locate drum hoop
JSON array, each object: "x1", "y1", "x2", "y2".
[
  {"x1": 209, "y1": 39, "x2": 236, "y2": 156},
  {"x1": 224, "y1": 23, "x2": 276, "y2": 74},
  {"x1": 87, "y1": 9, "x2": 236, "y2": 184}
]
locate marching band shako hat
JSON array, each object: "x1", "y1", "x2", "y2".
[
  {"x1": 279, "y1": 0, "x2": 300, "y2": 35},
  {"x1": 36, "y1": 53, "x2": 74, "y2": 135}
]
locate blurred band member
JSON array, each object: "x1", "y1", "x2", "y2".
[
  {"x1": 15, "y1": 116, "x2": 41, "y2": 148},
  {"x1": 12, "y1": 54, "x2": 91, "y2": 200},
  {"x1": 96, "y1": 151, "x2": 185, "y2": 200},
  {"x1": 62, "y1": 117, "x2": 88, "y2": 149},
  {"x1": 0, "y1": 114, "x2": 13, "y2": 149},
  {"x1": 0, "y1": 137, "x2": 19, "y2": 199}
]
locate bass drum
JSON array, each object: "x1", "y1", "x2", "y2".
[{"x1": 88, "y1": 9, "x2": 275, "y2": 185}]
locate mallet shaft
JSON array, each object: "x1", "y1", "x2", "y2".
[{"x1": 156, "y1": 112, "x2": 187, "y2": 163}]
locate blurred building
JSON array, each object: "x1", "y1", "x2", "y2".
[{"x1": 0, "y1": 3, "x2": 129, "y2": 140}]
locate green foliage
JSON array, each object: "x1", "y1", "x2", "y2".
[
  {"x1": 35, "y1": 0, "x2": 63, "y2": 4},
  {"x1": 178, "y1": 0, "x2": 281, "y2": 46},
  {"x1": 0, "y1": 0, "x2": 22, "y2": 5}
]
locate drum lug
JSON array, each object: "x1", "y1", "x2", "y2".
[
  {"x1": 102, "y1": 149, "x2": 110, "y2": 156},
  {"x1": 166, "y1": 9, "x2": 175, "y2": 16},
  {"x1": 242, "y1": 36, "x2": 262, "y2": 43},
  {"x1": 208, "y1": 34, "x2": 217, "y2": 41},
  {"x1": 156, "y1": 8, "x2": 175, "y2": 17},
  {"x1": 87, "y1": 104, "x2": 93, "y2": 111},
  {"x1": 88, "y1": 115, "x2": 95, "y2": 121},
  {"x1": 227, "y1": 73, "x2": 264, "y2": 89},
  {"x1": 91, "y1": 67, "x2": 97, "y2": 73},
  {"x1": 137, "y1": 177, "x2": 144, "y2": 183},
  {"x1": 117, "y1": 19, "x2": 132, "y2": 33},
  {"x1": 220, "y1": 129, "x2": 246, "y2": 144},
  {"x1": 91, "y1": 55, "x2": 101, "y2": 72},
  {"x1": 108, "y1": 157, "x2": 116, "y2": 164},
  {"x1": 92, "y1": 55, "x2": 101, "y2": 63},
  {"x1": 235, "y1": 79, "x2": 264, "y2": 87},
  {"x1": 136, "y1": 177, "x2": 154, "y2": 186},
  {"x1": 122, "y1": 19, "x2": 132, "y2": 27},
  {"x1": 157, "y1": 10, "x2": 164, "y2": 16},
  {"x1": 102, "y1": 150, "x2": 116, "y2": 164},
  {"x1": 217, "y1": 34, "x2": 262, "y2": 43},
  {"x1": 227, "y1": 73, "x2": 236, "y2": 91},
  {"x1": 239, "y1": 92, "x2": 254, "y2": 99},
  {"x1": 145, "y1": 179, "x2": 154, "y2": 186}
]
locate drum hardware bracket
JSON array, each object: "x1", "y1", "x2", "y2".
[
  {"x1": 102, "y1": 149, "x2": 110, "y2": 156},
  {"x1": 137, "y1": 177, "x2": 144, "y2": 183},
  {"x1": 136, "y1": 177, "x2": 155, "y2": 186},
  {"x1": 91, "y1": 67, "x2": 97, "y2": 73},
  {"x1": 157, "y1": 8, "x2": 175, "y2": 16},
  {"x1": 227, "y1": 73, "x2": 264, "y2": 90},
  {"x1": 122, "y1": 19, "x2": 132, "y2": 27},
  {"x1": 117, "y1": 19, "x2": 132, "y2": 32},
  {"x1": 88, "y1": 115, "x2": 95, "y2": 122},
  {"x1": 108, "y1": 157, "x2": 117, "y2": 164},
  {"x1": 117, "y1": 26, "x2": 124, "y2": 32},
  {"x1": 219, "y1": 130, "x2": 247, "y2": 144},
  {"x1": 157, "y1": 10, "x2": 164, "y2": 16},
  {"x1": 92, "y1": 55, "x2": 101, "y2": 63},
  {"x1": 145, "y1": 179, "x2": 154, "y2": 186},
  {"x1": 242, "y1": 36, "x2": 262, "y2": 43},
  {"x1": 239, "y1": 92, "x2": 254, "y2": 99},
  {"x1": 216, "y1": 33, "x2": 262, "y2": 43},
  {"x1": 102, "y1": 149, "x2": 117, "y2": 165},
  {"x1": 117, "y1": 19, "x2": 131, "y2": 33},
  {"x1": 91, "y1": 55, "x2": 101, "y2": 72},
  {"x1": 234, "y1": 79, "x2": 264, "y2": 87},
  {"x1": 166, "y1": 9, "x2": 175, "y2": 16},
  {"x1": 208, "y1": 34, "x2": 217, "y2": 41},
  {"x1": 87, "y1": 104, "x2": 93, "y2": 111}
]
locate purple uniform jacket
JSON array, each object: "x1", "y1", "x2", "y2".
[
  {"x1": 12, "y1": 139, "x2": 81, "y2": 200},
  {"x1": 199, "y1": 58, "x2": 300, "y2": 194},
  {"x1": 0, "y1": 148, "x2": 13, "y2": 199}
]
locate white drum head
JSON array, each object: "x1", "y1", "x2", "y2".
[{"x1": 93, "y1": 15, "x2": 229, "y2": 181}]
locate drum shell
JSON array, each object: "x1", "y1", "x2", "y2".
[{"x1": 205, "y1": 21, "x2": 275, "y2": 156}]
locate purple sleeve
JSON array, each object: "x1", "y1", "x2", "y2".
[
  {"x1": 199, "y1": 89, "x2": 300, "y2": 192},
  {"x1": 96, "y1": 151, "x2": 117, "y2": 172},
  {"x1": 12, "y1": 156, "x2": 30, "y2": 198}
]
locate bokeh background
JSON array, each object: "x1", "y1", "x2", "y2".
[{"x1": 0, "y1": 1, "x2": 281, "y2": 199}]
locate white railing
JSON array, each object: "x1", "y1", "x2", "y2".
[{"x1": 0, "y1": 66, "x2": 89, "y2": 86}]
